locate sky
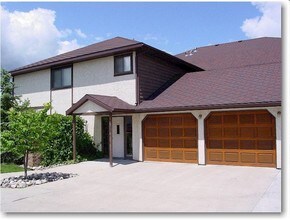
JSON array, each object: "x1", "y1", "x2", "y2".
[{"x1": 0, "y1": 1, "x2": 282, "y2": 71}]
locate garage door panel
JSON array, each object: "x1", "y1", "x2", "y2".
[
  {"x1": 240, "y1": 140, "x2": 256, "y2": 149},
  {"x1": 171, "y1": 150, "x2": 183, "y2": 160},
  {"x1": 208, "y1": 140, "x2": 223, "y2": 149},
  {"x1": 257, "y1": 140, "x2": 274, "y2": 150},
  {"x1": 146, "y1": 128, "x2": 158, "y2": 137},
  {"x1": 208, "y1": 115, "x2": 222, "y2": 124},
  {"x1": 240, "y1": 127, "x2": 255, "y2": 138},
  {"x1": 239, "y1": 114, "x2": 255, "y2": 124},
  {"x1": 145, "y1": 117, "x2": 157, "y2": 127},
  {"x1": 257, "y1": 127, "x2": 273, "y2": 138},
  {"x1": 158, "y1": 128, "x2": 169, "y2": 137},
  {"x1": 159, "y1": 150, "x2": 170, "y2": 159},
  {"x1": 145, "y1": 139, "x2": 157, "y2": 147},
  {"x1": 209, "y1": 127, "x2": 222, "y2": 138},
  {"x1": 207, "y1": 150, "x2": 276, "y2": 167},
  {"x1": 184, "y1": 151, "x2": 197, "y2": 161},
  {"x1": 158, "y1": 117, "x2": 170, "y2": 126},
  {"x1": 225, "y1": 152, "x2": 239, "y2": 162},
  {"x1": 240, "y1": 153, "x2": 256, "y2": 163},
  {"x1": 171, "y1": 139, "x2": 183, "y2": 148},
  {"x1": 171, "y1": 128, "x2": 183, "y2": 137},
  {"x1": 146, "y1": 149, "x2": 157, "y2": 159},
  {"x1": 184, "y1": 128, "x2": 196, "y2": 137},
  {"x1": 224, "y1": 140, "x2": 239, "y2": 149},
  {"x1": 257, "y1": 153, "x2": 274, "y2": 164},
  {"x1": 158, "y1": 139, "x2": 170, "y2": 148},
  {"x1": 183, "y1": 116, "x2": 196, "y2": 126},
  {"x1": 224, "y1": 127, "x2": 238, "y2": 137},
  {"x1": 144, "y1": 113, "x2": 197, "y2": 163},
  {"x1": 256, "y1": 114, "x2": 273, "y2": 124},
  {"x1": 224, "y1": 115, "x2": 238, "y2": 124},
  {"x1": 209, "y1": 152, "x2": 223, "y2": 162},
  {"x1": 184, "y1": 139, "x2": 196, "y2": 148},
  {"x1": 206, "y1": 110, "x2": 276, "y2": 167},
  {"x1": 171, "y1": 117, "x2": 182, "y2": 126}
]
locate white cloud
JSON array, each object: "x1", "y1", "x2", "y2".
[
  {"x1": 142, "y1": 33, "x2": 169, "y2": 46},
  {"x1": 95, "y1": 36, "x2": 104, "y2": 42},
  {"x1": 0, "y1": 6, "x2": 82, "y2": 70},
  {"x1": 75, "y1": 28, "x2": 87, "y2": 38},
  {"x1": 143, "y1": 34, "x2": 158, "y2": 41},
  {"x1": 60, "y1": 28, "x2": 73, "y2": 38},
  {"x1": 241, "y1": 2, "x2": 281, "y2": 38},
  {"x1": 57, "y1": 39, "x2": 81, "y2": 55}
]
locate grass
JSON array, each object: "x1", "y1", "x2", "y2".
[{"x1": 0, "y1": 163, "x2": 24, "y2": 173}]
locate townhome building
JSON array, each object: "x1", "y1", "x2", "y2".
[{"x1": 11, "y1": 37, "x2": 281, "y2": 168}]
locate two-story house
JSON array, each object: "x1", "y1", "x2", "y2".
[{"x1": 10, "y1": 37, "x2": 281, "y2": 169}]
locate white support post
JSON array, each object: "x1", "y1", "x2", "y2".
[
  {"x1": 132, "y1": 113, "x2": 146, "y2": 161},
  {"x1": 276, "y1": 114, "x2": 282, "y2": 169},
  {"x1": 94, "y1": 115, "x2": 102, "y2": 151},
  {"x1": 267, "y1": 107, "x2": 282, "y2": 169},
  {"x1": 191, "y1": 111, "x2": 210, "y2": 165}
]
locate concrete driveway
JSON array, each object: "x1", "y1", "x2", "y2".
[{"x1": 1, "y1": 160, "x2": 281, "y2": 213}]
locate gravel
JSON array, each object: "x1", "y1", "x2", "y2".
[{"x1": 1, "y1": 172, "x2": 77, "y2": 189}]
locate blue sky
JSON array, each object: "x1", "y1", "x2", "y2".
[{"x1": 1, "y1": 1, "x2": 281, "y2": 70}]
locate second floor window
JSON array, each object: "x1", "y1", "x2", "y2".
[
  {"x1": 114, "y1": 54, "x2": 133, "y2": 76},
  {"x1": 51, "y1": 67, "x2": 72, "y2": 89}
]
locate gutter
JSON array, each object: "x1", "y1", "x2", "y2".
[
  {"x1": 11, "y1": 43, "x2": 144, "y2": 76},
  {"x1": 134, "y1": 101, "x2": 282, "y2": 113}
]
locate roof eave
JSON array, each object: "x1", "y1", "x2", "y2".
[
  {"x1": 11, "y1": 43, "x2": 144, "y2": 76},
  {"x1": 66, "y1": 95, "x2": 114, "y2": 115},
  {"x1": 142, "y1": 44, "x2": 203, "y2": 72},
  {"x1": 66, "y1": 94, "x2": 137, "y2": 115},
  {"x1": 135, "y1": 101, "x2": 282, "y2": 113}
]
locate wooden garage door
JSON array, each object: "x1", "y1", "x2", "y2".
[
  {"x1": 205, "y1": 110, "x2": 276, "y2": 167},
  {"x1": 143, "y1": 113, "x2": 198, "y2": 163}
]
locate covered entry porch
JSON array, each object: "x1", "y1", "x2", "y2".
[{"x1": 66, "y1": 94, "x2": 135, "y2": 167}]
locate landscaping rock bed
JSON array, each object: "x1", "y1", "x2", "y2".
[
  {"x1": 23, "y1": 162, "x2": 74, "y2": 171},
  {"x1": 1, "y1": 172, "x2": 77, "y2": 189}
]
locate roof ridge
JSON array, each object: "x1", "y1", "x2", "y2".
[
  {"x1": 85, "y1": 94, "x2": 115, "y2": 111},
  {"x1": 59, "y1": 36, "x2": 139, "y2": 54},
  {"x1": 114, "y1": 36, "x2": 139, "y2": 42},
  {"x1": 11, "y1": 37, "x2": 142, "y2": 72},
  {"x1": 11, "y1": 40, "x2": 143, "y2": 74},
  {"x1": 185, "y1": 61, "x2": 281, "y2": 73},
  {"x1": 87, "y1": 94, "x2": 118, "y2": 99},
  {"x1": 176, "y1": 37, "x2": 281, "y2": 55}
]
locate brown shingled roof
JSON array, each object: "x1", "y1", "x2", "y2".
[
  {"x1": 66, "y1": 94, "x2": 135, "y2": 115},
  {"x1": 11, "y1": 37, "x2": 143, "y2": 76},
  {"x1": 11, "y1": 36, "x2": 201, "y2": 76},
  {"x1": 136, "y1": 62, "x2": 281, "y2": 112},
  {"x1": 176, "y1": 37, "x2": 281, "y2": 70}
]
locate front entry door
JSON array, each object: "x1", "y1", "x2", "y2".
[
  {"x1": 101, "y1": 116, "x2": 133, "y2": 159},
  {"x1": 112, "y1": 117, "x2": 124, "y2": 158}
]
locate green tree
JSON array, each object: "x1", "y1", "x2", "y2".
[
  {"x1": 0, "y1": 68, "x2": 29, "y2": 131},
  {"x1": 1, "y1": 103, "x2": 53, "y2": 178},
  {"x1": 1, "y1": 69, "x2": 30, "y2": 163},
  {"x1": 1, "y1": 68, "x2": 16, "y2": 130}
]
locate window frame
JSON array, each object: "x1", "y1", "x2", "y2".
[
  {"x1": 114, "y1": 53, "x2": 133, "y2": 76},
  {"x1": 51, "y1": 65, "x2": 73, "y2": 90}
]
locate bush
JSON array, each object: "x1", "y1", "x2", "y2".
[
  {"x1": 0, "y1": 152, "x2": 23, "y2": 165},
  {"x1": 1, "y1": 104, "x2": 54, "y2": 177},
  {"x1": 40, "y1": 114, "x2": 100, "y2": 166},
  {"x1": 1, "y1": 102, "x2": 100, "y2": 168}
]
